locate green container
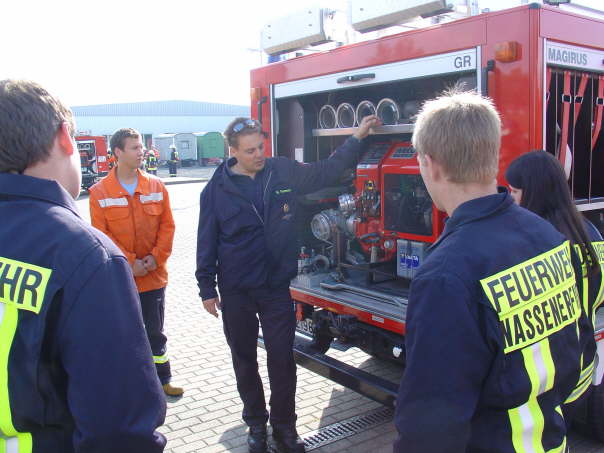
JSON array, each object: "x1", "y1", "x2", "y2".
[{"x1": 195, "y1": 132, "x2": 226, "y2": 164}]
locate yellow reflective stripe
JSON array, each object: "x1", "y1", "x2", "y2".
[
  {"x1": 592, "y1": 241, "x2": 604, "y2": 307},
  {"x1": 509, "y1": 405, "x2": 529, "y2": 453},
  {"x1": 0, "y1": 305, "x2": 33, "y2": 453},
  {"x1": 17, "y1": 433, "x2": 31, "y2": 453},
  {"x1": 0, "y1": 304, "x2": 18, "y2": 437},
  {"x1": 565, "y1": 359, "x2": 595, "y2": 405},
  {"x1": 153, "y1": 354, "x2": 168, "y2": 364},
  {"x1": 509, "y1": 399, "x2": 545, "y2": 453},
  {"x1": 524, "y1": 340, "x2": 556, "y2": 397},
  {"x1": 580, "y1": 360, "x2": 595, "y2": 381},
  {"x1": 565, "y1": 371, "x2": 593, "y2": 404},
  {"x1": 572, "y1": 244, "x2": 590, "y2": 318},
  {"x1": 509, "y1": 340, "x2": 556, "y2": 453}
]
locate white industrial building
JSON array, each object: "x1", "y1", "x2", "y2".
[{"x1": 72, "y1": 100, "x2": 249, "y2": 145}]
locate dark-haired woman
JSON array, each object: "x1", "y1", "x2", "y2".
[{"x1": 506, "y1": 150, "x2": 603, "y2": 430}]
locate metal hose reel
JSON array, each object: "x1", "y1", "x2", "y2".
[
  {"x1": 319, "y1": 104, "x2": 337, "y2": 129},
  {"x1": 376, "y1": 98, "x2": 400, "y2": 126},
  {"x1": 336, "y1": 103, "x2": 356, "y2": 128},
  {"x1": 355, "y1": 100, "x2": 376, "y2": 125}
]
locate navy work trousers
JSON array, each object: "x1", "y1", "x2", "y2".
[
  {"x1": 221, "y1": 286, "x2": 297, "y2": 429},
  {"x1": 139, "y1": 287, "x2": 171, "y2": 385}
]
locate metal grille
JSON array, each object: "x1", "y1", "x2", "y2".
[{"x1": 301, "y1": 406, "x2": 394, "y2": 451}]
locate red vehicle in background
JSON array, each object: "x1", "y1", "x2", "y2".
[
  {"x1": 76, "y1": 135, "x2": 110, "y2": 190},
  {"x1": 251, "y1": 2, "x2": 604, "y2": 439}
]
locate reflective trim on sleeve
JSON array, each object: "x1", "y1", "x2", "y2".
[
  {"x1": 0, "y1": 304, "x2": 33, "y2": 452},
  {"x1": 580, "y1": 360, "x2": 595, "y2": 382},
  {"x1": 97, "y1": 197, "x2": 128, "y2": 208},
  {"x1": 0, "y1": 434, "x2": 31, "y2": 453},
  {"x1": 573, "y1": 244, "x2": 590, "y2": 316},
  {"x1": 564, "y1": 362, "x2": 594, "y2": 404},
  {"x1": 140, "y1": 192, "x2": 163, "y2": 204},
  {"x1": 153, "y1": 353, "x2": 169, "y2": 364}
]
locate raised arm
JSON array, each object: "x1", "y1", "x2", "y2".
[{"x1": 288, "y1": 115, "x2": 379, "y2": 194}]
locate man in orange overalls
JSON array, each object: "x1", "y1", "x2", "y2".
[{"x1": 89, "y1": 127, "x2": 184, "y2": 396}]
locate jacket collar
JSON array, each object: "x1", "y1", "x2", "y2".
[
  {"x1": 218, "y1": 158, "x2": 270, "y2": 193},
  {"x1": 431, "y1": 187, "x2": 513, "y2": 250},
  {"x1": 0, "y1": 172, "x2": 81, "y2": 218},
  {"x1": 103, "y1": 167, "x2": 151, "y2": 196},
  {"x1": 224, "y1": 157, "x2": 267, "y2": 180}
]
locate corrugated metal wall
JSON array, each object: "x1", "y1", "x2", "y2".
[
  {"x1": 73, "y1": 115, "x2": 243, "y2": 137},
  {"x1": 72, "y1": 100, "x2": 249, "y2": 117}
]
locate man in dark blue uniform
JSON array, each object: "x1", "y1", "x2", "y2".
[
  {"x1": 0, "y1": 79, "x2": 166, "y2": 452},
  {"x1": 393, "y1": 90, "x2": 587, "y2": 453},
  {"x1": 196, "y1": 115, "x2": 378, "y2": 453}
]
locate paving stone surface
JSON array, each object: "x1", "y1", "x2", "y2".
[{"x1": 76, "y1": 169, "x2": 604, "y2": 453}]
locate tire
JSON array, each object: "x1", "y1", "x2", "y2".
[
  {"x1": 305, "y1": 331, "x2": 333, "y2": 354},
  {"x1": 587, "y1": 382, "x2": 604, "y2": 442}
]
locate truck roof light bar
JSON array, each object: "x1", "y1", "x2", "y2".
[
  {"x1": 543, "y1": 0, "x2": 571, "y2": 5},
  {"x1": 350, "y1": 0, "x2": 450, "y2": 33},
  {"x1": 261, "y1": 8, "x2": 336, "y2": 56}
]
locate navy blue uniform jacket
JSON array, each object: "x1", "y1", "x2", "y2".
[
  {"x1": 196, "y1": 137, "x2": 362, "y2": 300},
  {"x1": 0, "y1": 174, "x2": 166, "y2": 452},
  {"x1": 394, "y1": 191, "x2": 585, "y2": 453}
]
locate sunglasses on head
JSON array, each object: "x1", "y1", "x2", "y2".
[{"x1": 232, "y1": 119, "x2": 258, "y2": 133}]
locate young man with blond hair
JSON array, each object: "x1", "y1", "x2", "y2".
[
  {"x1": 89, "y1": 128, "x2": 183, "y2": 396},
  {"x1": 394, "y1": 90, "x2": 586, "y2": 452}
]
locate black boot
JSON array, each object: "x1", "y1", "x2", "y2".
[
  {"x1": 248, "y1": 424, "x2": 268, "y2": 453},
  {"x1": 272, "y1": 427, "x2": 306, "y2": 453}
]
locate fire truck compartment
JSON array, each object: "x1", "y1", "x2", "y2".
[{"x1": 272, "y1": 48, "x2": 479, "y2": 164}]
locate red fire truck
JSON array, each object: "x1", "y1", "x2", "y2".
[
  {"x1": 76, "y1": 135, "x2": 110, "y2": 190},
  {"x1": 251, "y1": 2, "x2": 604, "y2": 439}
]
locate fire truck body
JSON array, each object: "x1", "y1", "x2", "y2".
[
  {"x1": 250, "y1": 3, "x2": 604, "y2": 437},
  {"x1": 76, "y1": 136, "x2": 110, "y2": 190}
]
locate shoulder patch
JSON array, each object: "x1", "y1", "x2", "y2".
[{"x1": 0, "y1": 256, "x2": 52, "y2": 314}]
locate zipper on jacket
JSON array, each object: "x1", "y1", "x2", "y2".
[
  {"x1": 251, "y1": 170, "x2": 272, "y2": 225},
  {"x1": 251, "y1": 203, "x2": 264, "y2": 225},
  {"x1": 263, "y1": 171, "x2": 272, "y2": 205},
  {"x1": 262, "y1": 171, "x2": 273, "y2": 225}
]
